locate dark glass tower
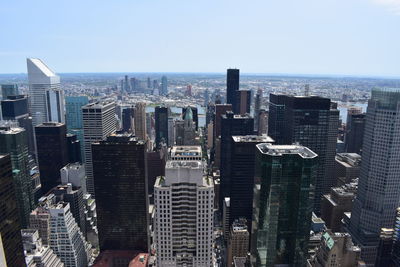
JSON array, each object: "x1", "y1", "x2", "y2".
[
  {"x1": 155, "y1": 106, "x2": 169, "y2": 148},
  {"x1": 226, "y1": 69, "x2": 239, "y2": 113},
  {"x1": 268, "y1": 94, "x2": 339, "y2": 213},
  {"x1": 35, "y1": 122, "x2": 68, "y2": 194},
  {"x1": 219, "y1": 112, "x2": 254, "y2": 207},
  {"x1": 122, "y1": 107, "x2": 135, "y2": 133},
  {"x1": 345, "y1": 113, "x2": 365, "y2": 154},
  {"x1": 67, "y1": 133, "x2": 82, "y2": 163},
  {"x1": 0, "y1": 124, "x2": 34, "y2": 228},
  {"x1": 92, "y1": 134, "x2": 149, "y2": 251},
  {"x1": 0, "y1": 154, "x2": 25, "y2": 267},
  {"x1": 251, "y1": 143, "x2": 317, "y2": 267},
  {"x1": 229, "y1": 135, "x2": 274, "y2": 227}
]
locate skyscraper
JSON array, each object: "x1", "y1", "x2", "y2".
[
  {"x1": 46, "y1": 88, "x2": 65, "y2": 123},
  {"x1": 268, "y1": 94, "x2": 339, "y2": 212},
  {"x1": 182, "y1": 106, "x2": 199, "y2": 131},
  {"x1": 182, "y1": 107, "x2": 198, "y2": 145},
  {"x1": 227, "y1": 218, "x2": 250, "y2": 267},
  {"x1": 161, "y1": 76, "x2": 168, "y2": 96},
  {"x1": 82, "y1": 101, "x2": 116, "y2": 196},
  {"x1": 229, "y1": 135, "x2": 273, "y2": 225},
  {"x1": 65, "y1": 96, "x2": 89, "y2": 161},
  {"x1": 1, "y1": 84, "x2": 19, "y2": 99},
  {"x1": 155, "y1": 106, "x2": 169, "y2": 147},
  {"x1": 121, "y1": 106, "x2": 135, "y2": 133},
  {"x1": 348, "y1": 88, "x2": 400, "y2": 264},
  {"x1": 235, "y1": 90, "x2": 251, "y2": 115},
  {"x1": 220, "y1": 112, "x2": 254, "y2": 207},
  {"x1": 92, "y1": 134, "x2": 149, "y2": 251},
  {"x1": 0, "y1": 154, "x2": 25, "y2": 267},
  {"x1": 0, "y1": 124, "x2": 34, "y2": 227},
  {"x1": 251, "y1": 143, "x2": 317, "y2": 267},
  {"x1": 154, "y1": 146, "x2": 214, "y2": 266},
  {"x1": 35, "y1": 122, "x2": 69, "y2": 194},
  {"x1": 27, "y1": 58, "x2": 61, "y2": 126},
  {"x1": 134, "y1": 102, "x2": 147, "y2": 141},
  {"x1": 254, "y1": 88, "x2": 262, "y2": 132},
  {"x1": 345, "y1": 113, "x2": 365, "y2": 154},
  {"x1": 226, "y1": 69, "x2": 240, "y2": 113}
]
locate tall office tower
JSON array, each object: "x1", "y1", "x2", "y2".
[
  {"x1": 219, "y1": 112, "x2": 254, "y2": 207},
  {"x1": 182, "y1": 106, "x2": 198, "y2": 130},
  {"x1": 223, "y1": 197, "x2": 231, "y2": 239},
  {"x1": 252, "y1": 143, "x2": 317, "y2": 267},
  {"x1": 146, "y1": 150, "x2": 166, "y2": 197},
  {"x1": 82, "y1": 101, "x2": 116, "y2": 196},
  {"x1": 335, "y1": 153, "x2": 361, "y2": 185},
  {"x1": 174, "y1": 119, "x2": 185, "y2": 145},
  {"x1": 130, "y1": 77, "x2": 136, "y2": 92},
  {"x1": 311, "y1": 230, "x2": 361, "y2": 266},
  {"x1": 92, "y1": 134, "x2": 149, "y2": 251},
  {"x1": 0, "y1": 154, "x2": 25, "y2": 266},
  {"x1": 161, "y1": 75, "x2": 168, "y2": 96},
  {"x1": 61, "y1": 163, "x2": 87, "y2": 193},
  {"x1": 226, "y1": 69, "x2": 240, "y2": 113},
  {"x1": 134, "y1": 102, "x2": 147, "y2": 141},
  {"x1": 0, "y1": 124, "x2": 34, "y2": 227},
  {"x1": 67, "y1": 133, "x2": 82, "y2": 163},
  {"x1": 21, "y1": 229, "x2": 64, "y2": 267},
  {"x1": 153, "y1": 79, "x2": 158, "y2": 90},
  {"x1": 227, "y1": 219, "x2": 250, "y2": 267},
  {"x1": 1, "y1": 95, "x2": 36, "y2": 155},
  {"x1": 155, "y1": 106, "x2": 169, "y2": 147},
  {"x1": 254, "y1": 88, "x2": 262, "y2": 131},
  {"x1": 123, "y1": 75, "x2": 130, "y2": 92},
  {"x1": 257, "y1": 109, "x2": 268, "y2": 135},
  {"x1": 51, "y1": 184, "x2": 87, "y2": 239},
  {"x1": 348, "y1": 88, "x2": 400, "y2": 265},
  {"x1": 375, "y1": 228, "x2": 395, "y2": 266},
  {"x1": 45, "y1": 88, "x2": 65, "y2": 123},
  {"x1": 168, "y1": 117, "x2": 175, "y2": 146},
  {"x1": 321, "y1": 178, "x2": 357, "y2": 232},
  {"x1": 229, "y1": 136, "x2": 274, "y2": 225},
  {"x1": 268, "y1": 94, "x2": 339, "y2": 212},
  {"x1": 65, "y1": 96, "x2": 89, "y2": 161},
  {"x1": 235, "y1": 90, "x2": 251, "y2": 115},
  {"x1": 204, "y1": 89, "x2": 210, "y2": 106},
  {"x1": 35, "y1": 122, "x2": 68, "y2": 194},
  {"x1": 27, "y1": 58, "x2": 61, "y2": 126},
  {"x1": 147, "y1": 77, "x2": 151, "y2": 89},
  {"x1": 154, "y1": 148, "x2": 214, "y2": 266},
  {"x1": 121, "y1": 106, "x2": 135, "y2": 133},
  {"x1": 1, "y1": 84, "x2": 19, "y2": 99},
  {"x1": 214, "y1": 104, "x2": 232, "y2": 141},
  {"x1": 207, "y1": 122, "x2": 213, "y2": 149},
  {"x1": 182, "y1": 107, "x2": 198, "y2": 145},
  {"x1": 30, "y1": 196, "x2": 91, "y2": 267},
  {"x1": 345, "y1": 113, "x2": 365, "y2": 154}
]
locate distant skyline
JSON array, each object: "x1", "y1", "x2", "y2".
[{"x1": 1, "y1": 0, "x2": 400, "y2": 77}]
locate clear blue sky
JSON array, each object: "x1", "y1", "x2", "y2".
[{"x1": 1, "y1": 0, "x2": 400, "y2": 76}]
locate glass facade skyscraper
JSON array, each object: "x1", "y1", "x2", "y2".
[{"x1": 252, "y1": 143, "x2": 317, "y2": 267}]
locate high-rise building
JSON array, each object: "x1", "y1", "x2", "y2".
[
  {"x1": 348, "y1": 88, "x2": 400, "y2": 265},
  {"x1": 311, "y1": 230, "x2": 360, "y2": 267},
  {"x1": 182, "y1": 106, "x2": 198, "y2": 131},
  {"x1": 92, "y1": 134, "x2": 149, "y2": 251},
  {"x1": 67, "y1": 133, "x2": 82, "y2": 163},
  {"x1": 168, "y1": 117, "x2": 175, "y2": 146},
  {"x1": 134, "y1": 102, "x2": 147, "y2": 141},
  {"x1": 154, "y1": 147, "x2": 214, "y2": 266},
  {"x1": 268, "y1": 94, "x2": 339, "y2": 212},
  {"x1": 22, "y1": 229, "x2": 64, "y2": 267},
  {"x1": 214, "y1": 104, "x2": 232, "y2": 140},
  {"x1": 226, "y1": 69, "x2": 240, "y2": 113},
  {"x1": 29, "y1": 195, "x2": 91, "y2": 267},
  {"x1": 121, "y1": 106, "x2": 135, "y2": 133},
  {"x1": 45, "y1": 88, "x2": 65, "y2": 123},
  {"x1": 35, "y1": 122, "x2": 68, "y2": 194},
  {"x1": 146, "y1": 150, "x2": 166, "y2": 198},
  {"x1": 254, "y1": 88, "x2": 262, "y2": 132},
  {"x1": 65, "y1": 96, "x2": 89, "y2": 161},
  {"x1": 345, "y1": 113, "x2": 365, "y2": 154},
  {"x1": 220, "y1": 112, "x2": 254, "y2": 207},
  {"x1": 0, "y1": 124, "x2": 34, "y2": 227},
  {"x1": 229, "y1": 135, "x2": 273, "y2": 225},
  {"x1": 182, "y1": 107, "x2": 198, "y2": 145},
  {"x1": 251, "y1": 143, "x2": 317, "y2": 267},
  {"x1": 235, "y1": 90, "x2": 251, "y2": 115},
  {"x1": 27, "y1": 58, "x2": 61, "y2": 126},
  {"x1": 1, "y1": 84, "x2": 19, "y2": 99},
  {"x1": 0, "y1": 154, "x2": 25, "y2": 267},
  {"x1": 392, "y1": 208, "x2": 400, "y2": 265},
  {"x1": 82, "y1": 101, "x2": 116, "y2": 196},
  {"x1": 375, "y1": 228, "x2": 395, "y2": 266},
  {"x1": 155, "y1": 106, "x2": 169, "y2": 147},
  {"x1": 257, "y1": 109, "x2": 268, "y2": 135},
  {"x1": 335, "y1": 153, "x2": 361, "y2": 186},
  {"x1": 61, "y1": 163, "x2": 87, "y2": 193},
  {"x1": 161, "y1": 76, "x2": 168, "y2": 96},
  {"x1": 227, "y1": 219, "x2": 250, "y2": 267}
]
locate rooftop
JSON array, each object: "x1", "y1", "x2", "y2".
[
  {"x1": 36, "y1": 122, "x2": 64, "y2": 127},
  {"x1": 257, "y1": 143, "x2": 317, "y2": 159},
  {"x1": 82, "y1": 101, "x2": 115, "y2": 109},
  {"x1": 232, "y1": 135, "x2": 274, "y2": 143}
]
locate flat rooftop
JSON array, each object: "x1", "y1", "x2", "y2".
[
  {"x1": 232, "y1": 135, "x2": 274, "y2": 143},
  {"x1": 170, "y1": 146, "x2": 202, "y2": 157},
  {"x1": 257, "y1": 143, "x2": 317, "y2": 159},
  {"x1": 82, "y1": 101, "x2": 114, "y2": 109},
  {"x1": 166, "y1": 160, "x2": 202, "y2": 169}
]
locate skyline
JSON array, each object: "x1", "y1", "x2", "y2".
[{"x1": 1, "y1": 0, "x2": 400, "y2": 77}]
